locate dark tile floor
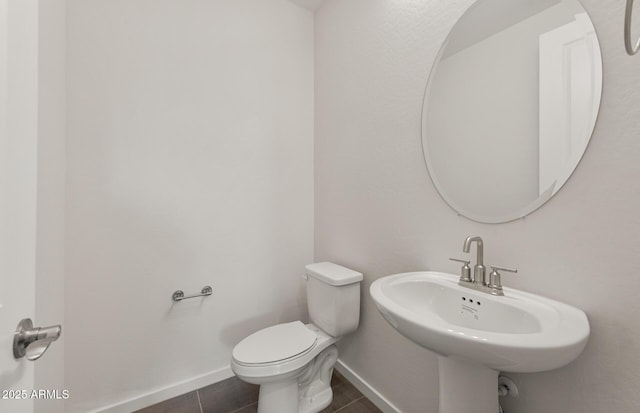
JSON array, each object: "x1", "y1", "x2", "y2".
[{"x1": 134, "y1": 370, "x2": 382, "y2": 413}]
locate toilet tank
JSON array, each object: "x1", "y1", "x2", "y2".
[{"x1": 305, "y1": 262, "x2": 363, "y2": 337}]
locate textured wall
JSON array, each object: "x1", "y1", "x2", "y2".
[
  {"x1": 315, "y1": 0, "x2": 640, "y2": 412},
  {"x1": 65, "y1": 1, "x2": 314, "y2": 411}
]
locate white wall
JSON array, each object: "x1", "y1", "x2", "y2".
[
  {"x1": 65, "y1": 1, "x2": 314, "y2": 411},
  {"x1": 316, "y1": 0, "x2": 640, "y2": 412}
]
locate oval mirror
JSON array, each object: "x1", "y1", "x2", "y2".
[{"x1": 421, "y1": 0, "x2": 602, "y2": 223}]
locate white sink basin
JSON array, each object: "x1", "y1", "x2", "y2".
[{"x1": 370, "y1": 271, "x2": 589, "y2": 373}]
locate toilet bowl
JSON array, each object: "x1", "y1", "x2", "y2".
[
  {"x1": 231, "y1": 262, "x2": 363, "y2": 413},
  {"x1": 232, "y1": 322, "x2": 338, "y2": 413}
]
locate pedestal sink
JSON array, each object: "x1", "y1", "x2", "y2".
[{"x1": 370, "y1": 271, "x2": 589, "y2": 413}]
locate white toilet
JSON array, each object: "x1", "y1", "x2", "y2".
[{"x1": 231, "y1": 262, "x2": 363, "y2": 413}]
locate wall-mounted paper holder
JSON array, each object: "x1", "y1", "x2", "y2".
[{"x1": 172, "y1": 286, "x2": 213, "y2": 302}]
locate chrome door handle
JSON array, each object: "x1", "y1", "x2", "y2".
[{"x1": 13, "y1": 318, "x2": 61, "y2": 361}]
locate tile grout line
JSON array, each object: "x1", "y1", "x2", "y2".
[
  {"x1": 196, "y1": 389, "x2": 204, "y2": 413},
  {"x1": 140, "y1": 373, "x2": 379, "y2": 413},
  {"x1": 227, "y1": 402, "x2": 258, "y2": 413},
  {"x1": 333, "y1": 395, "x2": 365, "y2": 413}
]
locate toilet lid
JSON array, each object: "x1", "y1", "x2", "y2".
[{"x1": 233, "y1": 321, "x2": 317, "y2": 365}]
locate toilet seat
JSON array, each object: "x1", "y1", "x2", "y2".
[
  {"x1": 232, "y1": 321, "x2": 318, "y2": 366},
  {"x1": 231, "y1": 322, "x2": 339, "y2": 385}
]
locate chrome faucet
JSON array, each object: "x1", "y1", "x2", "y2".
[{"x1": 463, "y1": 236, "x2": 486, "y2": 286}]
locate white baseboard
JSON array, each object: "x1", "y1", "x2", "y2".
[
  {"x1": 83, "y1": 366, "x2": 234, "y2": 413},
  {"x1": 335, "y1": 359, "x2": 401, "y2": 413}
]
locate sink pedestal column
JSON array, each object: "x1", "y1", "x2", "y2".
[{"x1": 438, "y1": 356, "x2": 499, "y2": 413}]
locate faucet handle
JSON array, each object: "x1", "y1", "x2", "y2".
[
  {"x1": 488, "y1": 265, "x2": 518, "y2": 296},
  {"x1": 491, "y1": 265, "x2": 517, "y2": 274},
  {"x1": 449, "y1": 258, "x2": 472, "y2": 283}
]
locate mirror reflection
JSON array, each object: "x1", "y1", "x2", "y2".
[{"x1": 422, "y1": 0, "x2": 602, "y2": 223}]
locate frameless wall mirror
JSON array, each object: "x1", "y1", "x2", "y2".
[{"x1": 421, "y1": 0, "x2": 602, "y2": 223}]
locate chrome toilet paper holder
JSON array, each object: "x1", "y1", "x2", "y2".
[{"x1": 172, "y1": 285, "x2": 213, "y2": 302}]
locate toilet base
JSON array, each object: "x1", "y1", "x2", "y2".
[
  {"x1": 299, "y1": 386, "x2": 332, "y2": 413},
  {"x1": 253, "y1": 345, "x2": 339, "y2": 413},
  {"x1": 298, "y1": 387, "x2": 333, "y2": 413},
  {"x1": 257, "y1": 378, "x2": 299, "y2": 413},
  {"x1": 255, "y1": 377, "x2": 334, "y2": 413},
  {"x1": 299, "y1": 345, "x2": 338, "y2": 413}
]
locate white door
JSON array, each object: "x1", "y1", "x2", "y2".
[
  {"x1": 0, "y1": 1, "x2": 64, "y2": 412},
  {"x1": 0, "y1": 0, "x2": 39, "y2": 411},
  {"x1": 539, "y1": 12, "x2": 602, "y2": 196}
]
